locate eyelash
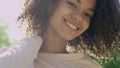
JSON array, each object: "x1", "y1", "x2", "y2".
[
  {"x1": 67, "y1": 2, "x2": 76, "y2": 8},
  {"x1": 84, "y1": 13, "x2": 92, "y2": 19},
  {"x1": 67, "y1": 2, "x2": 92, "y2": 19}
]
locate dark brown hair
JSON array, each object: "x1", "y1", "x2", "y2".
[{"x1": 18, "y1": 0, "x2": 120, "y2": 56}]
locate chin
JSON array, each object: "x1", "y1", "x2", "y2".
[{"x1": 62, "y1": 36, "x2": 76, "y2": 41}]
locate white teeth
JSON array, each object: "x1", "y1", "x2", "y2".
[{"x1": 66, "y1": 21, "x2": 77, "y2": 30}]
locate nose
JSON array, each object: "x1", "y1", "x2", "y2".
[{"x1": 72, "y1": 11, "x2": 83, "y2": 22}]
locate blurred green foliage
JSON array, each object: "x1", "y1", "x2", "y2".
[
  {"x1": 102, "y1": 47, "x2": 120, "y2": 68},
  {"x1": 89, "y1": 47, "x2": 120, "y2": 68},
  {"x1": 0, "y1": 18, "x2": 11, "y2": 48}
]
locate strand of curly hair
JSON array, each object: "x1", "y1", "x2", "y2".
[{"x1": 17, "y1": 0, "x2": 120, "y2": 57}]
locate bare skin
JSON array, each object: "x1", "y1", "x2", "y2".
[
  {"x1": 41, "y1": 27, "x2": 67, "y2": 53},
  {"x1": 40, "y1": 0, "x2": 96, "y2": 53}
]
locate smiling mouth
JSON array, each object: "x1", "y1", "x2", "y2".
[{"x1": 64, "y1": 19, "x2": 80, "y2": 31}]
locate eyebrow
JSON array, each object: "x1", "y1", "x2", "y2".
[
  {"x1": 77, "y1": 0, "x2": 81, "y2": 3},
  {"x1": 76, "y1": 0, "x2": 95, "y2": 13}
]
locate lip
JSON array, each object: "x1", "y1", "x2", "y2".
[
  {"x1": 64, "y1": 21, "x2": 78, "y2": 32},
  {"x1": 63, "y1": 18, "x2": 82, "y2": 31}
]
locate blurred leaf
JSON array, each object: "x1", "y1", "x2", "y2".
[{"x1": 0, "y1": 18, "x2": 10, "y2": 48}]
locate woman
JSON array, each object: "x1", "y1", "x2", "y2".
[{"x1": 0, "y1": 0, "x2": 120, "y2": 68}]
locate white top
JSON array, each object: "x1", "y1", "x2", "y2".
[
  {"x1": 0, "y1": 35, "x2": 101, "y2": 68},
  {"x1": 0, "y1": 36, "x2": 43, "y2": 68},
  {"x1": 34, "y1": 52, "x2": 101, "y2": 68}
]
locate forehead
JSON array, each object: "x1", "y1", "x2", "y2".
[
  {"x1": 64, "y1": 0, "x2": 96, "y2": 4},
  {"x1": 62, "y1": 0, "x2": 96, "y2": 8}
]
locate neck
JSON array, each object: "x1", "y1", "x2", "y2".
[{"x1": 40, "y1": 27, "x2": 68, "y2": 53}]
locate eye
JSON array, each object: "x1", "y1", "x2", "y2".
[
  {"x1": 84, "y1": 13, "x2": 92, "y2": 19},
  {"x1": 67, "y1": 2, "x2": 76, "y2": 8}
]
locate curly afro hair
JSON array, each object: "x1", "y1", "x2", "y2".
[{"x1": 17, "y1": 0, "x2": 120, "y2": 57}]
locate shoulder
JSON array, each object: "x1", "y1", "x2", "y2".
[
  {"x1": 0, "y1": 35, "x2": 43, "y2": 68},
  {"x1": 19, "y1": 35, "x2": 43, "y2": 45},
  {"x1": 80, "y1": 55, "x2": 102, "y2": 68},
  {"x1": 17, "y1": 35, "x2": 43, "y2": 50},
  {"x1": 0, "y1": 35, "x2": 43, "y2": 59}
]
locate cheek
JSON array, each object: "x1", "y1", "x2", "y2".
[
  {"x1": 82, "y1": 22, "x2": 90, "y2": 34},
  {"x1": 74, "y1": 22, "x2": 90, "y2": 39},
  {"x1": 79, "y1": 21, "x2": 90, "y2": 34},
  {"x1": 84, "y1": 22, "x2": 90, "y2": 30}
]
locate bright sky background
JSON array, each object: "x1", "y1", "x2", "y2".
[{"x1": 0, "y1": 0, "x2": 25, "y2": 41}]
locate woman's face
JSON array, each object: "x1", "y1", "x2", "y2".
[{"x1": 48, "y1": 0, "x2": 96, "y2": 41}]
